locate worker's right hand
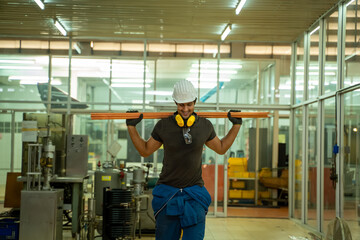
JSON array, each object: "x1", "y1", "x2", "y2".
[{"x1": 126, "y1": 110, "x2": 143, "y2": 126}]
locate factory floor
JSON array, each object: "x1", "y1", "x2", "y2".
[{"x1": 63, "y1": 217, "x2": 313, "y2": 240}]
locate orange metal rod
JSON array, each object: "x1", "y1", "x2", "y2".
[{"x1": 91, "y1": 112, "x2": 269, "y2": 120}]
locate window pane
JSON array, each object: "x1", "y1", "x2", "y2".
[
  {"x1": 294, "y1": 107, "x2": 303, "y2": 220},
  {"x1": 309, "y1": 26, "x2": 320, "y2": 100},
  {"x1": 324, "y1": 12, "x2": 338, "y2": 94},
  {"x1": 296, "y1": 37, "x2": 305, "y2": 104},
  {"x1": 324, "y1": 98, "x2": 336, "y2": 227},
  {"x1": 69, "y1": 57, "x2": 110, "y2": 110},
  {"x1": 154, "y1": 59, "x2": 197, "y2": 103},
  {"x1": 307, "y1": 103, "x2": 318, "y2": 229},
  {"x1": 219, "y1": 60, "x2": 261, "y2": 104},
  {"x1": 0, "y1": 114, "x2": 11, "y2": 202},
  {"x1": 344, "y1": 2, "x2": 360, "y2": 88},
  {"x1": 343, "y1": 90, "x2": 360, "y2": 239},
  {"x1": 259, "y1": 63, "x2": 276, "y2": 105},
  {"x1": 0, "y1": 55, "x2": 48, "y2": 110},
  {"x1": 198, "y1": 59, "x2": 218, "y2": 104},
  {"x1": 111, "y1": 59, "x2": 146, "y2": 105},
  {"x1": 51, "y1": 56, "x2": 70, "y2": 110}
]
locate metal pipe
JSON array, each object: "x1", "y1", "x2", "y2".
[{"x1": 88, "y1": 198, "x2": 96, "y2": 240}]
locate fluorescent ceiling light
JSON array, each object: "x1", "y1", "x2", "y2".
[
  {"x1": 190, "y1": 69, "x2": 237, "y2": 74},
  {"x1": 235, "y1": 0, "x2": 247, "y2": 15},
  {"x1": 278, "y1": 85, "x2": 291, "y2": 90},
  {"x1": 186, "y1": 77, "x2": 231, "y2": 82},
  {"x1": 111, "y1": 64, "x2": 146, "y2": 70},
  {"x1": 296, "y1": 71, "x2": 335, "y2": 76},
  {"x1": 33, "y1": 0, "x2": 44, "y2": 10},
  {"x1": 112, "y1": 60, "x2": 144, "y2": 65},
  {"x1": 0, "y1": 60, "x2": 35, "y2": 64},
  {"x1": 54, "y1": 19, "x2": 67, "y2": 36},
  {"x1": 20, "y1": 79, "x2": 62, "y2": 85},
  {"x1": 111, "y1": 83, "x2": 150, "y2": 88},
  {"x1": 146, "y1": 91, "x2": 172, "y2": 96},
  {"x1": 221, "y1": 24, "x2": 232, "y2": 41},
  {"x1": 9, "y1": 76, "x2": 62, "y2": 85},
  {"x1": 191, "y1": 82, "x2": 220, "y2": 89},
  {"x1": 112, "y1": 79, "x2": 153, "y2": 83},
  {"x1": 9, "y1": 76, "x2": 48, "y2": 81},
  {"x1": 132, "y1": 100, "x2": 150, "y2": 104},
  {"x1": 296, "y1": 66, "x2": 337, "y2": 70},
  {"x1": 111, "y1": 72, "x2": 147, "y2": 78},
  {"x1": 0, "y1": 66, "x2": 42, "y2": 70},
  {"x1": 191, "y1": 63, "x2": 242, "y2": 69},
  {"x1": 310, "y1": 26, "x2": 320, "y2": 35},
  {"x1": 346, "y1": 0, "x2": 355, "y2": 7}
]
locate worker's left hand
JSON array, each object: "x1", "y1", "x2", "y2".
[
  {"x1": 228, "y1": 110, "x2": 242, "y2": 125},
  {"x1": 126, "y1": 110, "x2": 143, "y2": 126}
]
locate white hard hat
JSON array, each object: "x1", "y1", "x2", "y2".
[{"x1": 172, "y1": 80, "x2": 197, "y2": 103}]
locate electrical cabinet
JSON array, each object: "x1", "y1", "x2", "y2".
[{"x1": 20, "y1": 190, "x2": 64, "y2": 240}]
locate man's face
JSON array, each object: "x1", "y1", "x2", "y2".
[{"x1": 176, "y1": 101, "x2": 195, "y2": 119}]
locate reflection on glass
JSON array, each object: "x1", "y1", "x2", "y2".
[
  {"x1": 307, "y1": 103, "x2": 318, "y2": 228},
  {"x1": 58, "y1": 57, "x2": 111, "y2": 110},
  {"x1": 260, "y1": 63, "x2": 275, "y2": 104},
  {"x1": 0, "y1": 55, "x2": 48, "y2": 109},
  {"x1": 296, "y1": 37, "x2": 305, "y2": 104},
  {"x1": 324, "y1": 12, "x2": 338, "y2": 94},
  {"x1": 198, "y1": 59, "x2": 218, "y2": 104},
  {"x1": 294, "y1": 107, "x2": 303, "y2": 220},
  {"x1": 219, "y1": 59, "x2": 254, "y2": 104},
  {"x1": 83, "y1": 119, "x2": 108, "y2": 163},
  {"x1": 343, "y1": 90, "x2": 360, "y2": 239},
  {"x1": 111, "y1": 59, "x2": 147, "y2": 104},
  {"x1": 279, "y1": 76, "x2": 291, "y2": 104},
  {"x1": 219, "y1": 60, "x2": 274, "y2": 104},
  {"x1": 309, "y1": 26, "x2": 320, "y2": 100},
  {"x1": 153, "y1": 59, "x2": 198, "y2": 103}
]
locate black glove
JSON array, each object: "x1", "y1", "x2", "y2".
[
  {"x1": 228, "y1": 110, "x2": 242, "y2": 125},
  {"x1": 126, "y1": 110, "x2": 143, "y2": 126}
]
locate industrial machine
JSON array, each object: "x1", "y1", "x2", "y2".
[
  {"x1": 16, "y1": 113, "x2": 156, "y2": 240},
  {"x1": 86, "y1": 161, "x2": 155, "y2": 240},
  {"x1": 19, "y1": 113, "x2": 89, "y2": 239},
  {"x1": 19, "y1": 118, "x2": 64, "y2": 240}
]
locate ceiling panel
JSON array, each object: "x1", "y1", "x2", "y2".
[{"x1": 0, "y1": 0, "x2": 340, "y2": 42}]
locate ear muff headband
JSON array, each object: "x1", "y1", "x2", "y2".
[{"x1": 175, "y1": 114, "x2": 196, "y2": 127}]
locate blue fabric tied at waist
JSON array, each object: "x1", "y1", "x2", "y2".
[{"x1": 152, "y1": 184, "x2": 211, "y2": 228}]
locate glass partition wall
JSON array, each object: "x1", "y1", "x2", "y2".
[
  {"x1": 0, "y1": 42, "x2": 290, "y2": 218},
  {"x1": 290, "y1": 0, "x2": 360, "y2": 237}
]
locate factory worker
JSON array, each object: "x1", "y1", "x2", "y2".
[{"x1": 126, "y1": 79, "x2": 242, "y2": 240}]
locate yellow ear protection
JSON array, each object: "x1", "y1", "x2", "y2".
[{"x1": 174, "y1": 113, "x2": 196, "y2": 127}]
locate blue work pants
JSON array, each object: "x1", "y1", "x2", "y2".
[{"x1": 155, "y1": 198, "x2": 206, "y2": 240}]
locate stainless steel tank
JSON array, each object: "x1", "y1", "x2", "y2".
[{"x1": 94, "y1": 167, "x2": 122, "y2": 216}]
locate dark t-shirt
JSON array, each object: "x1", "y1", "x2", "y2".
[{"x1": 151, "y1": 115, "x2": 216, "y2": 188}]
